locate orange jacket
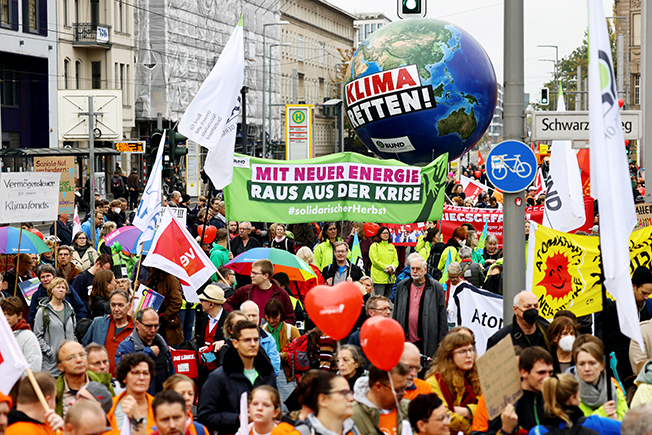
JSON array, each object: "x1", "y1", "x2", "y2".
[
  {"x1": 107, "y1": 391, "x2": 155, "y2": 433},
  {"x1": 403, "y1": 378, "x2": 435, "y2": 401},
  {"x1": 6, "y1": 421, "x2": 54, "y2": 435}
]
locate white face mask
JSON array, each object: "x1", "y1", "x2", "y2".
[
  {"x1": 559, "y1": 335, "x2": 576, "y2": 352},
  {"x1": 113, "y1": 207, "x2": 122, "y2": 214}
]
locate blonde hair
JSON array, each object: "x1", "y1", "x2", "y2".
[
  {"x1": 47, "y1": 277, "x2": 69, "y2": 298},
  {"x1": 163, "y1": 374, "x2": 195, "y2": 392},
  {"x1": 542, "y1": 374, "x2": 579, "y2": 427},
  {"x1": 296, "y1": 246, "x2": 315, "y2": 265}
]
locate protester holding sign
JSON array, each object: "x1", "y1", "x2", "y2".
[{"x1": 368, "y1": 226, "x2": 398, "y2": 298}]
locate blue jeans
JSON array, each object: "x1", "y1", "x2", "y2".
[{"x1": 177, "y1": 307, "x2": 195, "y2": 342}]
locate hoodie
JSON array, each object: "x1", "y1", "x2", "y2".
[
  {"x1": 631, "y1": 360, "x2": 652, "y2": 407},
  {"x1": 351, "y1": 377, "x2": 410, "y2": 435},
  {"x1": 292, "y1": 414, "x2": 360, "y2": 435},
  {"x1": 12, "y1": 319, "x2": 42, "y2": 372}
]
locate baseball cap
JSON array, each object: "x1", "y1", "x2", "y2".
[{"x1": 80, "y1": 382, "x2": 113, "y2": 415}]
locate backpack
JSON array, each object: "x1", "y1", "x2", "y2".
[
  {"x1": 75, "y1": 318, "x2": 93, "y2": 342},
  {"x1": 282, "y1": 330, "x2": 315, "y2": 378},
  {"x1": 427, "y1": 242, "x2": 446, "y2": 281},
  {"x1": 111, "y1": 175, "x2": 122, "y2": 191},
  {"x1": 544, "y1": 417, "x2": 600, "y2": 435}
]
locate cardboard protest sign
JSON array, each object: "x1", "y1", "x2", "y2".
[
  {"x1": 635, "y1": 203, "x2": 652, "y2": 229},
  {"x1": 34, "y1": 157, "x2": 75, "y2": 214},
  {"x1": 133, "y1": 284, "x2": 164, "y2": 315},
  {"x1": 224, "y1": 152, "x2": 448, "y2": 224},
  {"x1": 476, "y1": 335, "x2": 523, "y2": 421},
  {"x1": 0, "y1": 173, "x2": 60, "y2": 223}
]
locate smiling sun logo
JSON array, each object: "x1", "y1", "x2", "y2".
[{"x1": 536, "y1": 252, "x2": 574, "y2": 300}]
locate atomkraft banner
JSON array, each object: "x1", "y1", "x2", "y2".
[
  {"x1": 224, "y1": 152, "x2": 448, "y2": 224},
  {"x1": 526, "y1": 223, "x2": 652, "y2": 319}
]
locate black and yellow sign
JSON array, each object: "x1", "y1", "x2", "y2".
[{"x1": 115, "y1": 141, "x2": 145, "y2": 153}]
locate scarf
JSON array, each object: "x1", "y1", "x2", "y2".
[
  {"x1": 274, "y1": 236, "x2": 286, "y2": 243},
  {"x1": 575, "y1": 371, "x2": 618, "y2": 409},
  {"x1": 74, "y1": 244, "x2": 88, "y2": 258},
  {"x1": 433, "y1": 373, "x2": 477, "y2": 410}
]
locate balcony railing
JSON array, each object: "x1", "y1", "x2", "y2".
[{"x1": 73, "y1": 23, "x2": 111, "y2": 47}]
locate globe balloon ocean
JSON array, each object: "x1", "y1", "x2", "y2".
[{"x1": 344, "y1": 18, "x2": 498, "y2": 166}]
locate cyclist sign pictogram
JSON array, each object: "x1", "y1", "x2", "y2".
[{"x1": 486, "y1": 140, "x2": 537, "y2": 193}]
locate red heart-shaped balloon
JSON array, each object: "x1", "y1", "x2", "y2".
[
  {"x1": 618, "y1": 98, "x2": 625, "y2": 108},
  {"x1": 364, "y1": 222, "x2": 380, "y2": 238},
  {"x1": 360, "y1": 317, "x2": 405, "y2": 371},
  {"x1": 30, "y1": 229, "x2": 44, "y2": 240},
  {"x1": 197, "y1": 225, "x2": 217, "y2": 244},
  {"x1": 304, "y1": 282, "x2": 363, "y2": 340}
]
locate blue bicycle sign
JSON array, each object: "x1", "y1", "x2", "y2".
[{"x1": 486, "y1": 141, "x2": 537, "y2": 193}]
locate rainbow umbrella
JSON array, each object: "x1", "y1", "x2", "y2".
[
  {"x1": 225, "y1": 247, "x2": 316, "y2": 282},
  {"x1": 103, "y1": 226, "x2": 154, "y2": 255},
  {"x1": 0, "y1": 227, "x2": 50, "y2": 254}
]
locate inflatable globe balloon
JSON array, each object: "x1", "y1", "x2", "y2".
[{"x1": 344, "y1": 18, "x2": 497, "y2": 165}]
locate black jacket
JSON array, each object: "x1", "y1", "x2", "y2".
[
  {"x1": 486, "y1": 315, "x2": 552, "y2": 354},
  {"x1": 321, "y1": 261, "x2": 364, "y2": 283},
  {"x1": 485, "y1": 389, "x2": 545, "y2": 434},
  {"x1": 197, "y1": 344, "x2": 277, "y2": 434},
  {"x1": 90, "y1": 295, "x2": 110, "y2": 319},
  {"x1": 230, "y1": 236, "x2": 261, "y2": 257},
  {"x1": 50, "y1": 219, "x2": 73, "y2": 246}
]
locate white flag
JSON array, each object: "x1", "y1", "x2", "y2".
[
  {"x1": 588, "y1": 0, "x2": 643, "y2": 350},
  {"x1": 179, "y1": 17, "x2": 244, "y2": 189},
  {"x1": 542, "y1": 86, "x2": 586, "y2": 232},
  {"x1": 143, "y1": 208, "x2": 215, "y2": 301},
  {"x1": 72, "y1": 205, "x2": 82, "y2": 239},
  {"x1": 132, "y1": 130, "x2": 166, "y2": 250},
  {"x1": 0, "y1": 309, "x2": 29, "y2": 394}
]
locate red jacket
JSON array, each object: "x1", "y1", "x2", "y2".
[{"x1": 224, "y1": 283, "x2": 296, "y2": 324}]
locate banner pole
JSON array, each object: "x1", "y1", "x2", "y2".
[
  {"x1": 200, "y1": 180, "x2": 213, "y2": 251},
  {"x1": 25, "y1": 367, "x2": 51, "y2": 412},
  {"x1": 132, "y1": 245, "x2": 145, "y2": 304},
  {"x1": 13, "y1": 228, "x2": 23, "y2": 297},
  {"x1": 54, "y1": 220, "x2": 58, "y2": 269},
  {"x1": 598, "y1": 240, "x2": 613, "y2": 402}
]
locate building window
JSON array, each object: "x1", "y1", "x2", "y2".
[
  {"x1": 118, "y1": 1, "x2": 123, "y2": 32},
  {"x1": 64, "y1": 59, "x2": 69, "y2": 89},
  {"x1": 0, "y1": 0, "x2": 11, "y2": 28},
  {"x1": 634, "y1": 74, "x2": 640, "y2": 106},
  {"x1": 91, "y1": 61, "x2": 101, "y2": 89},
  {"x1": 120, "y1": 63, "x2": 125, "y2": 101},
  {"x1": 298, "y1": 35, "x2": 304, "y2": 61},
  {"x1": 125, "y1": 65, "x2": 129, "y2": 104},
  {"x1": 28, "y1": 0, "x2": 37, "y2": 31},
  {"x1": 75, "y1": 60, "x2": 81, "y2": 89},
  {"x1": 63, "y1": 0, "x2": 67, "y2": 26},
  {"x1": 90, "y1": 0, "x2": 99, "y2": 24},
  {"x1": 364, "y1": 24, "x2": 369, "y2": 39},
  {"x1": 371, "y1": 23, "x2": 376, "y2": 32},
  {"x1": 377, "y1": 23, "x2": 382, "y2": 29},
  {"x1": 357, "y1": 28, "x2": 362, "y2": 42},
  {"x1": 0, "y1": 65, "x2": 19, "y2": 108}
]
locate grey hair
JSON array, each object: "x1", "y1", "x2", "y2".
[
  {"x1": 447, "y1": 262, "x2": 461, "y2": 276},
  {"x1": 458, "y1": 246, "x2": 473, "y2": 259},
  {"x1": 406, "y1": 252, "x2": 422, "y2": 265},
  {"x1": 239, "y1": 221, "x2": 251, "y2": 229},
  {"x1": 486, "y1": 234, "x2": 498, "y2": 244},
  {"x1": 513, "y1": 290, "x2": 532, "y2": 307},
  {"x1": 360, "y1": 275, "x2": 374, "y2": 286},
  {"x1": 622, "y1": 403, "x2": 652, "y2": 435},
  {"x1": 411, "y1": 257, "x2": 427, "y2": 269},
  {"x1": 336, "y1": 344, "x2": 366, "y2": 367}
]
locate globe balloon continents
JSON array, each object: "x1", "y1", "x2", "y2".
[{"x1": 344, "y1": 18, "x2": 497, "y2": 166}]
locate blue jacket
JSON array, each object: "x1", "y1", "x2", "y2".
[
  {"x1": 28, "y1": 284, "x2": 87, "y2": 327},
  {"x1": 391, "y1": 265, "x2": 411, "y2": 302},
  {"x1": 528, "y1": 414, "x2": 621, "y2": 435},
  {"x1": 81, "y1": 314, "x2": 135, "y2": 346},
  {"x1": 259, "y1": 327, "x2": 281, "y2": 377},
  {"x1": 115, "y1": 329, "x2": 174, "y2": 395},
  {"x1": 81, "y1": 220, "x2": 102, "y2": 247}
]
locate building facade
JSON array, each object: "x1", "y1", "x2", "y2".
[
  {"x1": 614, "y1": 0, "x2": 640, "y2": 109},
  {"x1": 353, "y1": 13, "x2": 391, "y2": 49},
  {"x1": 279, "y1": 0, "x2": 355, "y2": 157},
  {"x1": 488, "y1": 82, "x2": 503, "y2": 143},
  {"x1": 1, "y1": 0, "x2": 58, "y2": 151}
]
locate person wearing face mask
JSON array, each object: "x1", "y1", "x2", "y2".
[
  {"x1": 437, "y1": 227, "x2": 467, "y2": 273},
  {"x1": 486, "y1": 291, "x2": 552, "y2": 354},
  {"x1": 105, "y1": 200, "x2": 125, "y2": 228},
  {"x1": 547, "y1": 317, "x2": 579, "y2": 374}
]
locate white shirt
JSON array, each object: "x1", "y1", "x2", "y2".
[{"x1": 207, "y1": 308, "x2": 224, "y2": 333}]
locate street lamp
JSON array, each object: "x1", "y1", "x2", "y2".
[
  {"x1": 267, "y1": 42, "x2": 292, "y2": 159},
  {"x1": 262, "y1": 21, "x2": 289, "y2": 157}
]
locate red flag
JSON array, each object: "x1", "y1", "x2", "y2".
[
  {"x1": 143, "y1": 208, "x2": 215, "y2": 301},
  {"x1": 460, "y1": 175, "x2": 488, "y2": 202},
  {"x1": 477, "y1": 150, "x2": 485, "y2": 166},
  {"x1": 0, "y1": 309, "x2": 29, "y2": 394},
  {"x1": 534, "y1": 167, "x2": 546, "y2": 198}
]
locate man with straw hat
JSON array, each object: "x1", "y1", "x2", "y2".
[{"x1": 194, "y1": 285, "x2": 227, "y2": 383}]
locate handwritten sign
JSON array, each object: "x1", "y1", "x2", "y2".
[
  {"x1": 0, "y1": 172, "x2": 60, "y2": 223},
  {"x1": 34, "y1": 157, "x2": 75, "y2": 214},
  {"x1": 636, "y1": 203, "x2": 652, "y2": 229},
  {"x1": 476, "y1": 335, "x2": 523, "y2": 420}
]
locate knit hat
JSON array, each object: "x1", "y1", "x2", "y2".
[{"x1": 0, "y1": 392, "x2": 12, "y2": 409}]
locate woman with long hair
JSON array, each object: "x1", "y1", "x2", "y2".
[
  {"x1": 89, "y1": 269, "x2": 116, "y2": 318},
  {"x1": 425, "y1": 332, "x2": 481, "y2": 435},
  {"x1": 313, "y1": 222, "x2": 342, "y2": 271},
  {"x1": 163, "y1": 374, "x2": 207, "y2": 435},
  {"x1": 98, "y1": 221, "x2": 118, "y2": 254},
  {"x1": 368, "y1": 226, "x2": 398, "y2": 298},
  {"x1": 574, "y1": 342, "x2": 628, "y2": 420},
  {"x1": 438, "y1": 226, "x2": 468, "y2": 273},
  {"x1": 271, "y1": 224, "x2": 295, "y2": 253},
  {"x1": 547, "y1": 316, "x2": 579, "y2": 374},
  {"x1": 71, "y1": 231, "x2": 98, "y2": 270},
  {"x1": 528, "y1": 374, "x2": 621, "y2": 435},
  {"x1": 289, "y1": 371, "x2": 359, "y2": 435}
]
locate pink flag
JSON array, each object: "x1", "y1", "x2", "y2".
[
  {"x1": 0, "y1": 309, "x2": 29, "y2": 394},
  {"x1": 72, "y1": 205, "x2": 82, "y2": 238},
  {"x1": 143, "y1": 208, "x2": 216, "y2": 302}
]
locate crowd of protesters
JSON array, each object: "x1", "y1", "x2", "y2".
[{"x1": 1, "y1": 163, "x2": 652, "y2": 435}]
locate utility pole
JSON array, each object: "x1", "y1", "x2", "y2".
[
  {"x1": 80, "y1": 96, "x2": 101, "y2": 247},
  {"x1": 642, "y1": 0, "x2": 652, "y2": 201},
  {"x1": 502, "y1": 0, "x2": 526, "y2": 317}
]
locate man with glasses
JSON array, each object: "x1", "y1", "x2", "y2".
[
  {"x1": 82, "y1": 290, "x2": 134, "y2": 376},
  {"x1": 348, "y1": 295, "x2": 391, "y2": 364},
  {"x1": 56, "y1": 246, "x2": 81, "y2": 284},
  {"x1": 197, "y1": 320, "x2": 276, "y2": 435},
  {"x1": 393, "y1": 257, "x2": 447, "y2": 359},
  {"x1": 115, "y1": 307, "x2": 174, "y2": 394},
  {"x1": 230, "y1": 222, "x2": 261, "y2": 257},
  {"x1": 401, "y1": 343, "x2": 433, "y2": 401},
  {"x1": 486, "y1": 291, "x2": 552, "y2": 353},
  {"x1": 321, "y1": 241, "x2": 363, "y2": 285},
  {"x1": 352, "y1": 363, "x2": 411, "y2": 435},
  {"x1": 54, "y1": 341, "x2": 115, "y2": 419}
]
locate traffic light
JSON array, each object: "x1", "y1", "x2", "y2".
[
  {"x1": 149, "y1": 128, "x2": 164, "y2": 157},
  {"x1": 398, "y1": 0, "x2": 426, "y2": 19},
  {"x1": 540, "y1": 87, "x2": 549, "y2": 106},
  {"x1": 168, "y1": 129, "x2": 188, "y2": 162}
]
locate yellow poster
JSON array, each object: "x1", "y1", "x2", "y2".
[{"x1": 527, "y1": 223, "x2": 652, "y2": 319}]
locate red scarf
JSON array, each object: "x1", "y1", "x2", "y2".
[{"x1": 434, "y1": 373, "x2": 477, "y2": 410}]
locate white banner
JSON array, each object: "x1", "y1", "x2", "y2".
[
  {"x1": 0, "y1": 172, "x2": 60, "y2": 223},
  {"x1": 448, "y1": 282, "x2": 503, "y2": 356},
  {"x1": 0, "y1": 308, "x2": 29, "y2": 394}
]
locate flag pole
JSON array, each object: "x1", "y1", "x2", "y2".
[
  {"x1": 132, "y1": 243, "x2": 145, "y2": 304},
  {"x1": 25, "y1": 368, "x2": 52, "y2": 414},
  {"x1": 54, "y1": 221, "x2": 58, "y2": 269},
  {"x1": 598, "y1": 243, "x2": 613, "y2": 402},
  {"x1": 13, "y1": 228, "x2": 23, "y2": 297},
  {"x1": 200, "y1": 180, "x2": 213, "y2": 253}
]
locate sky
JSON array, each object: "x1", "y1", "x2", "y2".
[{"x1": 327, "y1": 0, "x2": 616, "y2": 103}]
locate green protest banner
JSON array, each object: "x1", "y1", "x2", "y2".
[{"x1": 224, "y1": 152, "x2": 448, "y2": 224}]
